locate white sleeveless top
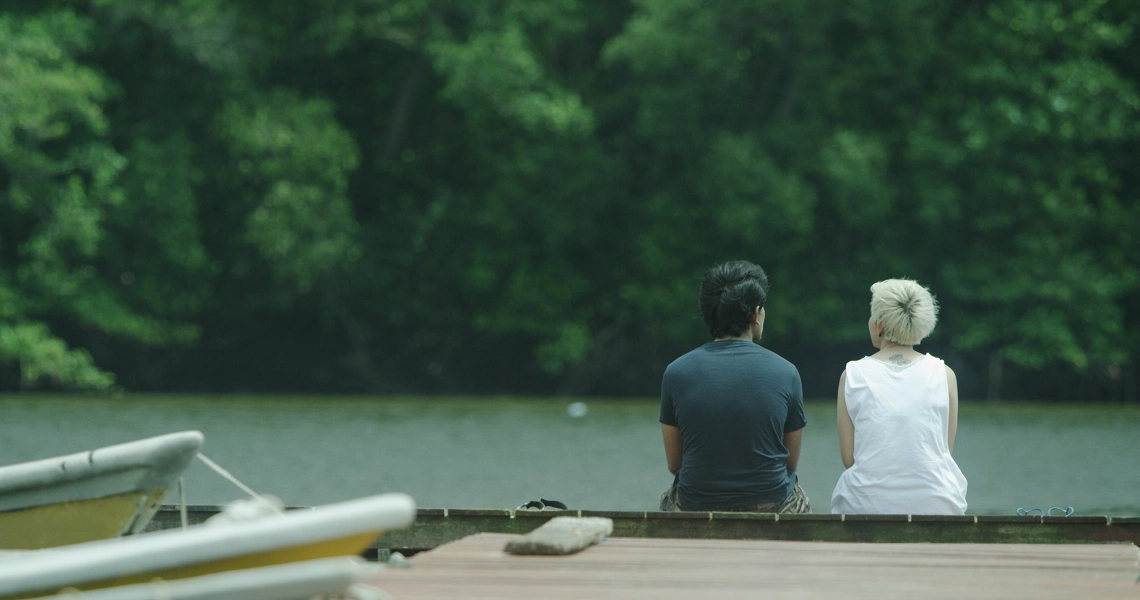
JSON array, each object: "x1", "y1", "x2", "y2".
[{"x1": 830, "y1": 355, "x2": 967, "y2": 515}]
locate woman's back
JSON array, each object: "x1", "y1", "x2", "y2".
[{"x1": 831, "y1": 355, "x2": 967, "y2": 515}]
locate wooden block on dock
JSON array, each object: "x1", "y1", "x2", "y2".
[{"x1": 504, "y1": 517, "x2": 613, "y2": 556}]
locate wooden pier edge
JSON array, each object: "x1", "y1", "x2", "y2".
[{"x1": 147, "y1": 505, "x2": 1140, "y2": 558}]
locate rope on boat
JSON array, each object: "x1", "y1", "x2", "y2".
[
  {"x1": 178, "y1": 477, "x2": 188, "y2": 529},
  {"x1": 196, "y1": 453, "x2": 284, "y2": 515}
]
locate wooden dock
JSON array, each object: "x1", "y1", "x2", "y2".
[
  {"x1": 368, "y1": 533, "x2": 1140, "y2": 599},
  {"x1": 150, "y1": 506, "x2": 1140, "y2": 555}
]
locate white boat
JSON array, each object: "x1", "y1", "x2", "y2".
[
  {"x1": 0, "y1": 431, "x2": 204, "y2": 549},
  {"x1": 24, "y1": 557, "x2": 380, "y2": 600},
  {"x1": 0, "y1": 492, "x2": 415, "y2": 599}
]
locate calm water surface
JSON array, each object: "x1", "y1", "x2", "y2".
[{"x1": 1, "y1": 395, "x2": 1137, "y2": 515}]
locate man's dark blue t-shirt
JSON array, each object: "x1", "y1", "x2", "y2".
[{"x1": 659, "y1": 340, "x2": 806, "y2": 510}]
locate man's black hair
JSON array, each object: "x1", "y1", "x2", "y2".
[{"x1": 699, "y1": 261, "x2": 770, "y2": 339}]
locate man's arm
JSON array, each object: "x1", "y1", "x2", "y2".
[
  {"x1": 784, "y1": 427, "x2": 803, "y2": 473},
  {"x1": 837, "y1": 369, "x2": 855, "y2": 468},
  {"x1": 661, "y1": 423, "x2": 683, "y2": 475},
  {"x1": 946, "y1": 365, "x2": 959, "y2": 453}
]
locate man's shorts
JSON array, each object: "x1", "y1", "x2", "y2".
[{"x1": 659, "y1": 475, "x2": 811, "y2": 514}]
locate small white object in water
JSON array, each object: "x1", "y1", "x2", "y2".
[{"x1": 567, "y1": 401, "x2": 588, "y2": 418}]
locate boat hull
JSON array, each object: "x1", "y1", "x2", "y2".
[
  {"x1": 7, "y1": 533, "x2": 381, "y2": 600},
  {"x1": 24, "y1": 557, "x2": 375, "y2": 600},
  {"x1": 0, "y1": 431, "x2": 203, "y2": 549},
  {"x1": 0, "y1": 493, "x2": 416, "y2": 600}
]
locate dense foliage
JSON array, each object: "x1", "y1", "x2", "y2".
[{"x1": 1, "y1": 0, "x2": 1137, "y2": 400}]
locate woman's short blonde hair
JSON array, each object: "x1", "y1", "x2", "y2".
[{"x1": 870, "y1": 279, "x2": 938, "y2": 346}]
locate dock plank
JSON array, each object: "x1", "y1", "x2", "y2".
[
  {"x1": 369, "y1": 534, "x2": 1140, "y2": 600},
  {"x1": 150, "y1": 507, "x2": 1140, "y2": 550}
]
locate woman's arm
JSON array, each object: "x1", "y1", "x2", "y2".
[
  {"x1": 837, "y1": 370, "x2": 855, "y2": 469},
  {"x1": 661, "y1": 423, "x2": 683, "y2": 475},
  {"x1": 946, "y1": 365, "x2": 959, "y2": 453}
]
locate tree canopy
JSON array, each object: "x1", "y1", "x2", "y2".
[{"x1": 1, "y1": 0, "x2": 1137, "y2": 400}]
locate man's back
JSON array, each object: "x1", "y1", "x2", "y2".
[{"x1": 660, "y1": 340, "x2": 805, "y2": 510}]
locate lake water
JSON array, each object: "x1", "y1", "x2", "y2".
[{"x1": 1, "y1": 395, "x2": 1137, "y2": 515}]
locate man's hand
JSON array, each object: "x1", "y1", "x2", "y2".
[{"x1": 784, "y1": 427, "x2": 804, "y2": 473}]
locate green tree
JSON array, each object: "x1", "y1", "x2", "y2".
[
  {"x1": 1, "y1": 11, "x2": 147, "y2": 389},
  {"x1": 601, "y1": 0, "x2": 1140, "y2": 396},
  {"x1": 1, "y1": 0, "x2": 1137, "y2": 398}
]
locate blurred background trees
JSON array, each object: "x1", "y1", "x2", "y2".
[{"x1": 1, "y1": 0, "x2": 1137, "y2": 401}]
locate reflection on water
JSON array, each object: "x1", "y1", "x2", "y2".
[{"x1": 0, "y1": 395, "x2": 1137, "y2": 515}]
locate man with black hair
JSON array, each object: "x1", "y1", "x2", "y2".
[{"x1": 659, "y1": 260, "x2": 810, "y2": 513}]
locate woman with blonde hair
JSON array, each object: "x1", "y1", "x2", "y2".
[{"x1": 830, "y1": 279, "x2": 967, "y2": 515}]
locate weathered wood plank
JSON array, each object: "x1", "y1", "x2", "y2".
[{"x1": 368, "y1": 534, "x2": 1140, "y2": 600}]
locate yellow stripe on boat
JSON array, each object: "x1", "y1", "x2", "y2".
[{"x1": 0, "y1": 489, "x2": 165, "y2": 550}]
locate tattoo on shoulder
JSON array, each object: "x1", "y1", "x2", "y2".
[{"x1": 888, "y1": 354, "x2": 912, "y2": 365}]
